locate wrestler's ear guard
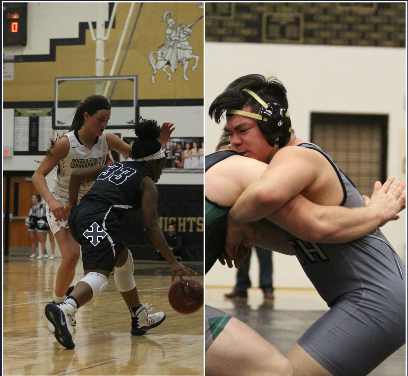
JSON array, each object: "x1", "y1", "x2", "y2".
[{"x1": 227, "y1": 88, "x2": 292, "y2": 148}]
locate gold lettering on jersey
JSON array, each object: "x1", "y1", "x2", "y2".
[
  {"x1": 70, "y1": 155, "x2": 107, "y2": 169},
  {"x1": 288, "y1": 239, "x2": 329, "y2": 264},
  {"x1": 69, "y1": 155, "x2": 108, "y2": 187}
]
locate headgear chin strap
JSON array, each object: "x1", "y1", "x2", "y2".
[{"x1": 227, "y1": 88, "x2": 292, "y2": 148}]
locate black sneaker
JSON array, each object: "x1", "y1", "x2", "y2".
[{"x1": 45, "y1": 303, "x2": 75, "y2": 349}]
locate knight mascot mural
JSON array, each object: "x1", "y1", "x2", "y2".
[{"x1": 149, "y1": 11, "x2": 203, "y2": 83}]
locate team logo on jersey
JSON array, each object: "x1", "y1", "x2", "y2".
[{"x1": 83, "y1": 222, "x2": 107, "y2": 246}]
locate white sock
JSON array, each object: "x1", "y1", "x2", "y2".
[
  {"x1": 54, "y1": 294, "x2": 66, "y2": 303},
  {"x1": 61, "y1": 296, "x2": 78, "y2": 316}
]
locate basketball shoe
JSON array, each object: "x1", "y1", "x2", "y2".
[
  {"x1": 130, "y1": 303, "x2": 166, "y2": 335},
  {"x1": 47, "y1": 285, "x2": 76, "y2": 332},
  {"x1": 45, "y1": 299, "x2": 77, "y2": 349}
]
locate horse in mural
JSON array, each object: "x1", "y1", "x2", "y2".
[{"x1": 148, "y1": 15, "x2": 202, "y2": 84}]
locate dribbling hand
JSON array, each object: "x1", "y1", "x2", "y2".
[{"x1": 169, "y1": 260, "x2": 198, "y2": 283}]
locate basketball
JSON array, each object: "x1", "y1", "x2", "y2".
[
  {"x1": 168, "y1": 277, "x2": 203, "y2": 314},
  {"x1": 177, "y1": 162, "x2": 183, "y2": 168}
]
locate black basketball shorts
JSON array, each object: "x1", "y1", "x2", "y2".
[{"x1": 69, "y1": 203, "x2": 127, "y2": 271}]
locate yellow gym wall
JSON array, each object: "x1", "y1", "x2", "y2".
[{"x1": 3, "y1": 2, "x2": 204, "y2": 102}]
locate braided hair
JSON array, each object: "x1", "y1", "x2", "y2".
[{"x1": 130, "y1": 118, "x2": 162, "y2": 160}]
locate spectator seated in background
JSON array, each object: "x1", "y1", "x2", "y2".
[{"x1": 155, "y1": 224, "x2": 183, "y2": 261}]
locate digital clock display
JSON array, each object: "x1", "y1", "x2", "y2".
[{"x1": 3, "y1": 3, "x2": 27, "y2": 46}]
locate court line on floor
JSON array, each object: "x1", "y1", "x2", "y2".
[
  {"x1": 3, "y1": 287, "x2": 169, "y2": 307},
  {"x1": 59, "y1": 360, "x2": 116, "y2": 375}
]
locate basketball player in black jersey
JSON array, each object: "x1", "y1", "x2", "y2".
[{"x1": 45, "y1": 119, "x2": 196, "y2": 349}]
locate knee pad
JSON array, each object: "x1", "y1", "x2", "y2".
[
  {"x1": 80, "y1": 272, "x2": 108, "y2": 298},
  {"x1": 114, "y1": 249, "x2": 136, "y2": 292}
]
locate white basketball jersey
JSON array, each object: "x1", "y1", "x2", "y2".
[{"x1": 52, "y1": 130, "x2": 108, "y2": 199}]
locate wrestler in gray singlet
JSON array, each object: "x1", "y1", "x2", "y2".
[
  {"x1": 286, "y1": 144, "x2": 405, "y2": 376},
  {"x1": 205, "y1": 146, "x2": 405, "y2": 375}
]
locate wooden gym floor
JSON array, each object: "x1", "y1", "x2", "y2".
[{"x1": 3, "y1": 255, "x2": 204, "y2": 376}]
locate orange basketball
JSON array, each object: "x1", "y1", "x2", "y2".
[{"x1": 168, "y1": 277, "x2": 203, "y2": 314}]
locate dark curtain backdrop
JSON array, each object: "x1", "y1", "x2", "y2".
[{"x1": 120, "y1": 185, "x2": 203, "y2": 261}]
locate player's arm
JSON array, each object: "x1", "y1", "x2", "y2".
[
  {"x1": 268, "y1": 177, "x2": 406, "y2": 243},
  {"x1": 106, "y1": 132, "x2": 132, "y2": 158},
  {"x1": 140, "y1": 177, "x2": 196, "y2": 281},
  {"x1": 32, "y1": 137, "x2": 70, "y2": 221},
  {"x1": 227, "y1": 177, "x2": 406, "y2": 261},
  {"x1": 67, "y1": 165, "x2": 106, "y2": 208},
  {"x1": 228, "y1": 148, "x2": 317, "y2": 226},
  {"x1": 240, "y1": 178, "x2": 406, "y2": 258}
]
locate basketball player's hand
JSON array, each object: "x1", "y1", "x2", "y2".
[
  {"x1": 363, "y1": 177, "x2": 406, "y2": 226},
  {"x1": 49, "y1": 199, "x2": 67, "y2": 222},
  {"x1": 158, "y1": 122, "x2": 175, "y2": 145},
  {"x1": 169, "y1": 260, "x2": 198, "y2": 283},
  {"x1": 63, "y1": 203, "x2": 72, "y2": 219},
  {"x1": 225, "y1": 220, "x2": 254, "y2": 268}
]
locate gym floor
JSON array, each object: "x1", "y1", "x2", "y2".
[
  {"x1": 3, "y1": 255, "x2": 204, "y2": 375},
  {"x1": 206, "y1": 286, "x2": 406, "y2": 376}
]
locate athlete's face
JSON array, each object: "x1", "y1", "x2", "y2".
[
  {"x1": 31, "y1": 195, "x2": 38, "y2": 204},
  {"x1": 150, "y1": 158, "x2": 166, "y2": 183},
  {"x1": 224, "y1": 105, "x2": 274, "y2": 163},
  {"x1": 84, "y1": 109, "x2": 111, "y2": 137}
]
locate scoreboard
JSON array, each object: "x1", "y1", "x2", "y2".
[{"x1": 3, "y1": 3, "x2": 27, "y2": 46}]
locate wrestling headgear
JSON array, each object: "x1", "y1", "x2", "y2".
[{"x1": 227, "y1": 88, "x2": 292, "y2": 148}]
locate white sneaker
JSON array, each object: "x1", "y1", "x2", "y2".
[
  {"x1": 30, "y1": 254, "x2": 36, "y2": 258},
  {"x1": 45, "y1": 303, "x2": 75, "y2": 349},
  {"x1": 49, "y1": 255, "x2": 55, "y2": 260},
  {"x1": 37, "y1": 254, "x2": 44, "y2": 259},
  {"x1": 131, "y1": 303, "x2": 166, "y2": 335},
  {"x1": 47, "y1": 310, "x2": 76, "y2": 332},
  {"x1": 47, "y1": 320, "x2": 55, "y2": 333},
  {"x1": 44, "y1": 254, "x2": 48, "y2": 259}
]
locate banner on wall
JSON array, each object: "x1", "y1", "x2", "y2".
[
  {"x1": 3, "y1": 54, "x2": 14, "y2": 81},
  {"x1": 121, "y1": 136, "x2": 204, "y2": 173},
  {"x1": 120, "y1": 185, "x2": 203, "y2": 261}
]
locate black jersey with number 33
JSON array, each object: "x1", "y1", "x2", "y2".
[{"x1": 78, "y1": 161, "x2": 153, "y2": 218}]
